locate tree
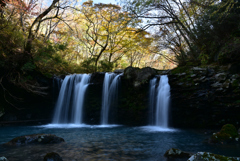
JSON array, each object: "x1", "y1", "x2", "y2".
[{"x1": 75, "y1": 1, "x2": 133, "y2": 71}]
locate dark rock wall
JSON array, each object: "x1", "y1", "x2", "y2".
[
  {"x1": 0, "y1": 74, "x2": 54, "y2": 125},
  {"x1": 169, "y1": 66, "x2": 240, "y2": 128}
]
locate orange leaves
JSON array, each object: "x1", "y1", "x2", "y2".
[{"x1": 4, "y1": 0, "x2": 40, "y2": 16}]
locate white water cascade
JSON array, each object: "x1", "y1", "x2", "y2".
[
  {"x1": 101, "y1": 73, "x2": 122, "y2": 125},
  {"x1": 52, "y1": 74, "x2": 90, "y2": 124},
  {"x1": 149, "y1": 75, "x2": 170, "y2": 128},
  {"x1": 149, "y1": 77, "x2": 157, "y2": 125}
]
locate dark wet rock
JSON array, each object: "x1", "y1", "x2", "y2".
[
  {"x1": 157, "y1": 69, "x2": 171, "y2": 75},
  {"x1": 124, "y1": 66, "x2": 157, "y2": 87},
  {"x1": 222, "y1": 79, "x2": 231, "y2": 88},
  {"x1": 228, "y1": 62, "x2": 240, "y2": 74},
  {"x1": 214, "y1": 73, "x2": 227, "y2": 82},
  {"x1": 4, "y1": 134, "x2": 64, "y2": 146},
  {"x1": 206, "y1": 67, "x2": 215, "y2": 77},
  {"x1": 192, "y1": 67, "x2": 206, "y2": 71},
  {"x1": 0, "y1": 108, "x2": 4, "y2": 118},
  {"x1": 169, "y1": 65, "x2": 240, "y2": 128},
  {"x1": 43, "y1": 152, "x2": 63, "y2": 161},
  {"x1": 175, "y1": 73, "x2": 186, "y2": 76},
  {"x1": 164, "y1": 148, "x2": 192, "y2": 159},
  {"x1": 187, "y1": 152, "x2": 240, "y2": 161},
  {"x1": 124, "y1": 66, "x2": 140, "y2": 80},
  {"x1": 209, "y1": 124, "x2": 239, "y2": 144},
  {"x1": 90, "y1": 72, "x2": 105, "y2": 84},
  {"x1": 114, "y1": 69, "x2": 124, "y2": 73},
  {"x1": 0, "y1": 156, "x2": 8, "y2": 161},
  {"x1": 211, "y1": 82, "x2": 222, "y2": 88},
  {"x1": 58, "y1": 75, "x2": 66, "y2": 80}
]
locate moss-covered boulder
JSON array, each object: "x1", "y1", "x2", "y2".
[
  {"x1": 43, "y1": 152, "x2": 63, "y2": 161},
  {"x1": 187, "y1": 152, "x2": 240, "y2": 161},
  {"x1": 164, "y1": 148, "x2": 192, "y2": 159},
  {"x1": 209, "y1": 124, "x2": 239, "y2": 144},
  {"x1": 4, "y1": 134, "x2": 64, "y2": 146}
]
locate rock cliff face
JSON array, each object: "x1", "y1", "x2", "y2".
[
  {"x1": 0, "y1": 74, "x2": 54, "y2": 125},
  {"x1": 169, "y1": 65, "x2": 240, "y2": 128}
]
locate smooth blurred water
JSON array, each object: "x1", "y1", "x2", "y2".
[
  {"x1": 0, "y1": 126, "x2": 239, "y2": 161},
  {"x1": 101, "y1": 73, "x2": 121, "y2": 125}
]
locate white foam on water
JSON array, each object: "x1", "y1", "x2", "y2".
[
  {"x1": 140, "y1": 126, "x2": 177, "y2": 132},
  {"x1": 38, "y1": 124, "x2": 121, "y2": 129},
  {"x1": 38, "y1": 124, "x2": 91, "y2": 128}
]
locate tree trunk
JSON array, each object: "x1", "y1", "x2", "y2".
[{"x1": 25, "y1": 0, "x2": 59, "y2": 54}]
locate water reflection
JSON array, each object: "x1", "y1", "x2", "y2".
[{"x1": 0, "y1": 126, "x2": 239, "y2": 161}]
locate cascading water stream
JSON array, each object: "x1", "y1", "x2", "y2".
[
  {"x1": 155, "y1": 75, "x2": 170, "y2": 127},
  {"x1": 149, "y1": 75, "x2": 170, "y2": 128},
  {"x1": 149, "y1": 77, "x2": 157, "y2": 125},
  {"x1": 101, "y1": 73, "x2": 122, "y2": 125},
  {"x1": 52, "y1": 74, "x2": 90, "y2": 124},
  {"x1": 72, "y1": 74, "x2": 90, "y2": 124}
]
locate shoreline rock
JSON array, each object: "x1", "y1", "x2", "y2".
[
  {"x1": 188, "y1": 152, "x2": 240, "y2": 161},
  {"x1": 208, "y1": 124, "x2": 239, "y2": 144}
]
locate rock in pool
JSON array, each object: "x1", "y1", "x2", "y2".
[
  {"x1": 43, "y1": 152, "x2": 63, "y2": 161},
  {"x1": 3, "y1": 134, "x2": 65, "y2": 146}
]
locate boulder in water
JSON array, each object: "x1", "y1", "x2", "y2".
[
  {"x1": 0, "y1": 157, "x2": 8, "y2": 161},
  {"x1": 4, "y1": 134, "x2": 64, "y2": 146},
  {"x1": 187, "y1": 152, "x2": 240, "y2": 161},
  {"x1": 164, "y1": 148, "x2": 192, "y2": 159},
  {"x1": 209, "y1": 124, "x2": 239, "y2": 144},
  {"x1": 43, "y1": 152, "x2": 63, "y2": 161}
]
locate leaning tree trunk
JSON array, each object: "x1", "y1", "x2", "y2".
[{"x1": 25, "y1": 0, "x2": 60, "y2": 55}]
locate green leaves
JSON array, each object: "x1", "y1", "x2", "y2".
[{"x1": 21, "y1": 62, "x2": 36, "y2": 72}]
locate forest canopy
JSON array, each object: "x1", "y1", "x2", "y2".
[{"x1": 0, "y1": 0, "x2": 239, "y2": 83}]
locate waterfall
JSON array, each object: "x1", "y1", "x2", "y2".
[
  {"x1": 101, "y1": 73, "x2": 122, "y2": 125},
  {"x1": 149, "y1": 77, "x2": 157, "y2": 125},
  {"x1": 149, "y1": 75, "x2": 170, "y2": 128},
  {"x1": 52, "y1": 74, "x2": 90, "y2": 124}
]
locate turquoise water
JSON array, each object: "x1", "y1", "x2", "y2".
[{"x1": 0, "y1": 125, "x2": 239, "y2": 161}]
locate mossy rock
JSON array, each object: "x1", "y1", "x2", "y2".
[
  {"x1": 220, "y1": 124, "x2": 238, "y2": 138},
  {"x1": 171, "y1": 66, "x2": 190, "y2": 74},
  {"x1": 209, "y1": 124, "x2": 239, "y2": 144},
  {"x1": 43, "y1": 152, "x2": 63, "y2": 161},
  {"x1": 4, "y1": 134, "x2": 65, "y2": 146},
  {"x1": 232, "y1": 79, "x2": 240, "y2": 87},
  {"x1": 188, "y1": 152, "x2": 240, "y2": 161}
]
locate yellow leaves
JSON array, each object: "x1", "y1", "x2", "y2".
[{"x1": 82, "y1": 0, "x2": 93, "y2": 7}]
